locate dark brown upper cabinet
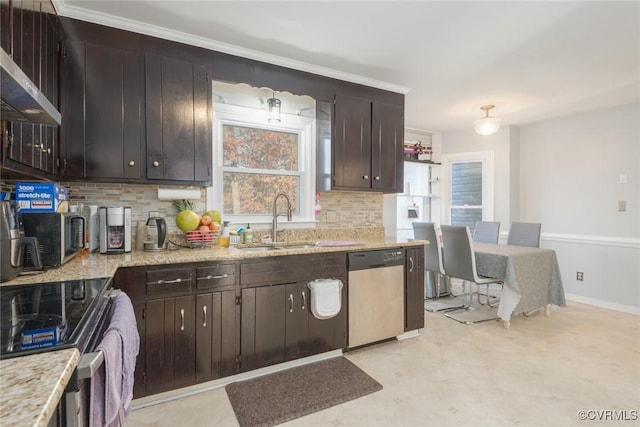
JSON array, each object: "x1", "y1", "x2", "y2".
[
  {"x1": 145, "y1": 54, "x2": 212, "y2": 184},
  {"x1": 60, "y1": 41, "x2": 144, "y2": 180},
  {"x1": 331, "y1": 93, "x2": 404, "y2": 193},
  {"x1": 1, "y1": 4, "x2": 59, "y2": 178}
]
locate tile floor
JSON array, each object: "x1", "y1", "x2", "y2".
[{"x1": 127, "y1": 300, "x2": 639, "y2": 426}]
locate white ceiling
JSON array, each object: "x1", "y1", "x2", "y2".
[{"x1": 54, "y1": 1, "x2": 640, "y2": 135}]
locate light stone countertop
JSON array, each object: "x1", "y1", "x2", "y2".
[
  {"x1": 0, "y1": 348, "x2": 80, "y2": 427},
  {"x1": 0, "y1": 235, "x2": 426, "y2": 426}
]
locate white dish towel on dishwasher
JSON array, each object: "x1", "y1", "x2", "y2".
[{"x1": 307, "y1": 279, "x2": 344, "y2": 320}]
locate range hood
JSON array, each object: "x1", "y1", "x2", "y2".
[{"x1": 1, "y1": 48, "x2": 61, "y2": 126}]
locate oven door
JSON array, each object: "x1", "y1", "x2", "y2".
[{"x1": 61, "y1": 290, "x2": 116, "y2": 427}]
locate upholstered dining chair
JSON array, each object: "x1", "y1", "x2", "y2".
[
  {"x1": 412, "y1": 222, "x2": 465, "y2": 312},
  {"x1": 472, "y1": 221, "x2": 501, "y2": 244},
  {"x1": 440, "y1": 225, "x2": 503, "y2": 324},
  {"x1": 507, "y1": 222, "x2": 542, "y2": 248}
]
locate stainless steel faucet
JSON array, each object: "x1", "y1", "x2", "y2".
[{"x1": 272, "y1": 192, "x2": 293, "y2": 242}]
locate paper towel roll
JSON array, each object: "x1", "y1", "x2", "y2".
[{"x1": 157, "y1": 188, "x2": 201, "y2": 200}]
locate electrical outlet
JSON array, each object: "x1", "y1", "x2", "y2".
[
  {"x1": 326, "y1": 211, "x2": 338, "y2": 223},
  {"x1": 369, "y1": 211, "x2": 375, "y2": 222},
  {"x1": 618, "y1": 200, "x2": 627, "y2": 212},
  {"x1": 576, "y1": 271, "x2": 584, "y2": 281}
]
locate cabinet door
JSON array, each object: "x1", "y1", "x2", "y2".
[
  {"x1": 62, "y1": 42, "x2": 143, "y2": 179},
  {"x1": 332, "y1": 93, "x2": 371, "y2": 190},
  {"x1": 145, "y1": 295, "x2": 195, "y2": 395},
  {"x1": 145, "y1": 53, "x2": 212, "y2": 183},
  {"x1": 307, "y1": 280, "x2": 347, "y2": 353},
  {"x1": 372, "y1": 101, "x2": 404, "y2": 192},
  {"x1": 240, "y1": 285, "x2": 286, "y2": 371},
  {"x1": 196, "y1": 290, "x2": 238, "y2": 382},
  {"x1": 405, "y1": 246, "x2": 425, "y2": 331},
  {"x1": 2, "y1": 7, "x2": 58, "y2": 176},
  {"x1": 285, "y1": 282, "x2": 309, "y2": 360}
]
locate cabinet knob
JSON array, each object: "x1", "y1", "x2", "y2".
[
  {"x1": 152, "y1": 161, "x2": 160, "y2": 167},
  {"x1": 128, "y1": 160, "x2": 135, "y2": 167},
  {"x1": 374, "y1": 176, "x2": 380, "y2": 180},
  {"x1": 362, "y1": 175, "x2": 369, "y2": 180}
]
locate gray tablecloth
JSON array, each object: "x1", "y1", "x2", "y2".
[{"x1": 474, "y1": 242, "x2": 566, "y2": 321}]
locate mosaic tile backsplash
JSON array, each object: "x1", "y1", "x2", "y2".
[{"x1": 1, "y1": 181, "x2": 385, "y2": 240}]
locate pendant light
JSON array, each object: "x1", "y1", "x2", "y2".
[
  {"x1": 474, "y1": 104, "x2": 501, "y2": 136},
  {"x1": 267, "y1": 91, "x2": 281, "y2": 123}
]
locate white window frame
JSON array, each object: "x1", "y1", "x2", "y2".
[
  {"x1": 206, "y1": 102, "x2": 316, "y2": 228},
  {"x1": 440, "y1": 151, "x2": 494, "y2": 225}
]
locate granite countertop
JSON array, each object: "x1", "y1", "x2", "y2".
[
  {"x1": 0, "y1": 235, "x2": 425, "y2": 426},
  {"x1": 0, "y1": 348, "x2": 80, "y2": 427},
  {"x1": 2, "y1": 236, "x2": 425, "y2": 287}
]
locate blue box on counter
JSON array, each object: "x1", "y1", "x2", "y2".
[
  {"x1": 21, "y1": 323, "x2": 68, "y2": 349},
  {"x1": 15, "y1": 181, "x2": 68, "y2": 212}
]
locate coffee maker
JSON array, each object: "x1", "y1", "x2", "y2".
[
  {"x1": 98, "y1": 206, "x2": 132, "y2": 254},
  {"x1": 0, "y1": 201, "x2": 42, "y2": 282}
]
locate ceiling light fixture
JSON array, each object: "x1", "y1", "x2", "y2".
[
  {"x1": 267, "y1": 92, "x2": 281, "y2": 123},
  {"x1": 474, "y1": 104, "x2": 501, "y2": 136}
]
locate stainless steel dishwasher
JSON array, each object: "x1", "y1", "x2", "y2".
[{"x1": 348, "y1": 249, "x2": 405, "y2": 348}]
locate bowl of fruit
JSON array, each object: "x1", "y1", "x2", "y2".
[{"x1": 173, "y1": 200, "x2": 222, "y2": 248}]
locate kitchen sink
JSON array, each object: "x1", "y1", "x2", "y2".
[
  {"x1": 234, "y1": 245, "x2": 282, "y2": 252},
  {"x1": 234, "y1": 242, "x2": 318, "y2": 252},
  {"x1": 281, "y1": 243, "x2": 316, "y2": 249}
]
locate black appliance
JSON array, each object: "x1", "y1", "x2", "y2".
[
  {"x1": 21, "y1": 212, "x2": 86, "y2": 268},
  {"x1": 0, "y1": 201, "x2": 42, "y2": 282},
  {"x1": 0, "y1": 277, "x2": 113, "y2": 359}
]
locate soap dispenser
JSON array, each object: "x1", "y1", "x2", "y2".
[
  {"x1": 243, "y1": 224, "x2": 253, "y2": 244},
  {"x1": 219, "y1": 221, "x2": 230, "y2": 247}
]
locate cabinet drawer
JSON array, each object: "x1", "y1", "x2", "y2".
[
  {"x1": 146, "y1": 268, "x2": 193, "y2": 296},
  {"x1": 195, "y1": 264, "x2": 236, "y2": 291}
]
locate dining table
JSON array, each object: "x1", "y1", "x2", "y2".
[{"x1": 473, "y1": 242, "x2": 566, "y2": 327}]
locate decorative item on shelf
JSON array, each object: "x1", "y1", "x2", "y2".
[
  {"x1": 474, "y1": 104, "x2": 501, "y2": 136},
  {"x1": 404, "y1": 140, "x2": 432, "y2": 161}
]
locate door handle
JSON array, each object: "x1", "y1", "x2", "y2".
[
  {"x1": 288, "y1": 294, "x2": 294, "y2": 313},
  {"x1": 180, "y1": 308, "x2": 185, "y2": 331},
  {"x1": 202, "y1": 305, "x2": 207, "y2": 327},
  {"x1": 409, "y1": 256, "x2": 414, "y2": 273},
  {"x1": 301, "y1": 291, "x2": 306, "y2": 310}
]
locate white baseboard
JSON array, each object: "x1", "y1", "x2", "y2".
[
  {"x1": 397, "y1": 329, "x2": 421, "y2": 340},
  {"x1": 131, "y1": 349, "x2": 343, "y2": 410},
  {"x1": 565, "y1": 293, "x2": 640, "y2": 315}
]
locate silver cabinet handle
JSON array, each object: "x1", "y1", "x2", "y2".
[
  {"x1": 197, "y1": 274, "x2": 228, "y2": 280},
  {"x1": 374, "y1": 176, "x2": 380, "y2": 180},
  {"x1": 152, "y1": 161, "x2": 160, "y2": 167},
  {"x1": 301, "y1": 291, "x2": 306, "y2": 310},
  {"x1": 202, "y1": 305, "x2": 207, "y2": 327},
  {"x1": 180, "y1": 308, "x2": 185, "y2": 331},
  {"x1": 128, "y1": 160, "x2": 135, "y2": 166},
  {"x1": 157, "y1": 278, "x2": 182, "y2": 284},
  {"x1": 362, "y1": 175, "x2": 369, "y2": 179},
  {"x1": 288, "y1": 294, "x2": 294, "y2": 313},
  {"x1": 409, "y1": 256, "x2": 414, "y2": 273}
]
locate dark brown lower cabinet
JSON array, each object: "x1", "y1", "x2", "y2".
[
  {"x1": 240, "y1": 280, "x2": 347, "y2": 373},
  {"x1": 144, "y1": 295, "x2": 195, "y2": 395},
  {"x1": 405, "y1": 246, "x2": 425, "y2": 331},
  {"x1": 195, "y1": 290, "x2": 238, "y2": 382}
]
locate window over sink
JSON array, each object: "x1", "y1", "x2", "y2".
[{"x1": 207, "y1": 82, "x2": 316, "y2": 227}]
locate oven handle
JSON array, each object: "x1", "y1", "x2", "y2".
[{"x1": 76, "y1": 351, "x2": 105, "y2": 380}]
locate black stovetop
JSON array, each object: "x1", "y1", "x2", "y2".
[{"x1": 0, "y1": 277, "x2": 112, "y2": 359}]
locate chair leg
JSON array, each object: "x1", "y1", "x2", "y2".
[{"x1": 477, "y1": 283, "x2": 501, "y2": 307}]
